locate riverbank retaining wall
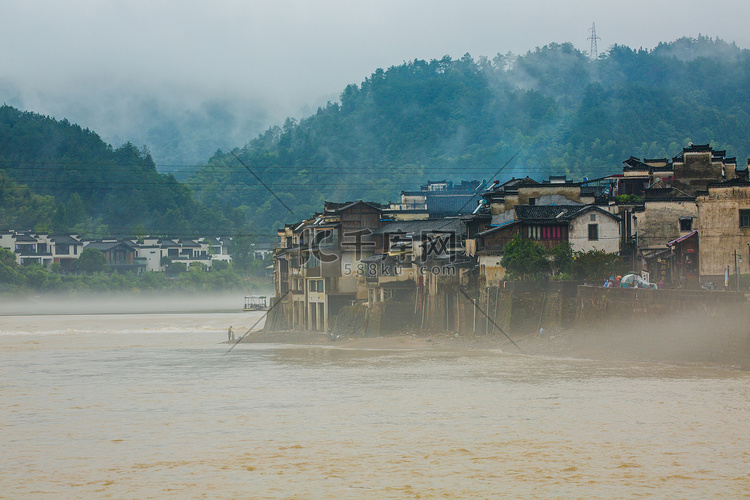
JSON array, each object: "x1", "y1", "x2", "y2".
[{"x1": 575, "y1": 285, "x2": 750, "y2": 366}]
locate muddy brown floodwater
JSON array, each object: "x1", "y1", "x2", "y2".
[{"x1": 1, "y1": 310, "x2": 749, "y2": 498}]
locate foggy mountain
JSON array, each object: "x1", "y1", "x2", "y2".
[
  {"x1": 2, "y1": 36, "x2": 750, "y2": 235},
  {"x1": 188, "y1": 36, "x2": 750, "y2": 230},
  {"x1": 0, "y1": 83, "x2": 272, "y2": 178},
  {"x1": 0, "y1": 105, "x2": 239, "y2": 236}
]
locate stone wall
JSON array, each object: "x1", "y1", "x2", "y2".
[{"x1": 472, "y1": 281, "x2": 579, "y2": 336}]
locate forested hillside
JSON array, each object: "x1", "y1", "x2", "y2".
[
  {"x1": 0, "y1": 106, "x2": 243, "y2": 237},
  {"x1": 189, "y1": 36, "x2": 750, "y2": 230},
  {"x1": 3, "y1": 36, "x2": 750, "y2": 235}
]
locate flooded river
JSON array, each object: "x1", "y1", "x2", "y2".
[{"x1": 1, "y1": 310, "x2": 749, "y2": 498}]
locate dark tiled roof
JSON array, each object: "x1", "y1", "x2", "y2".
[
  {"x1": 324, "y1": 200, "x2": 386, "y2": 213},
  {"x1": 159, "y1": 239, "x2": 180, "y2": 248},
  {"x1": 372, "y1": 219, "x2": 467, "y2": 238},
  {"x1": 50, "y1": 235, "x2": 81, "y2": 244},
  {"x1": 514, "y1": 204, "x2": 620, "y2": 223},
  {"x1": 427, "y1": 193, "x2": 481, "y2": 216},
  {"x1": 706, "y1": 178, "x2": 750, "y2": 188},
  {"x1": 85, "y1": 241, "x2": 137, "y2": 252},
  {"x1": 513, "y1": 205, "x2": 581, "y2": 223}
]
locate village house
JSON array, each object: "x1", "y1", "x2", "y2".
[
  {"x1": 0, "y1": 231, "x2": 236, "y2": 274},
  {"x1": 615, "y1": 144, "x2": 747, "y2": 198},
  {"x1": 472, "y1": 204, "x2": 620, "y2": 285},
  {"x1": 695, "y1": 179, "x2": 750, "y2": 287},
  {"x1": 613, "y1": 144, "x2": 749, "y2": 283},
  {"x1": 83, "y1": 240, "x2": 147, "y2": 275},
  {"x1": 50, "y1": 235, "x2": 84, "y2": 271},
  {"x1": 363, "y1": 217, "x2": 472, "y2": 332},
  {"x1": 480, "y1": 175, "x2": 598, "y2": 216},
  {"x1": 0, "y1": 231, "x2": 55, "y2": 267},
  {"x1": 387, "y1": 180, "x2": 486, "y2": 220},
  {"x1": 272, "y1": 201, "x2": 385, "y2": 332},
  {"x1": 634, "y1": 189, "x2": 697, "y2": 283}
]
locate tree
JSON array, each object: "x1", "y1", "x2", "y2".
[
  {"x1": 0, "y1": 247, "x2": 23, "y2": 285},
  {"x1": 572, "y1": 249, "x2": 624, "y2": 284},
  {"x1": 66, "y1": 193, "x2": 87, "y2": 228},
  {"x1": 229, "y1": 236, "x2": 255, "y2": 274},
  {"x1": 165, "y1": 261, "x2": 187, "y2": 276},
  {"x1": 76, "y1": 248, "x2": 107, "y2": 274},
  {"x1": 212, "y1": 260, "x2": 229, "y2": 272},
  {"x1": 549, "y1": 242, "x2": 573, "y2": 277},
  {"x1": 501, "y1": 234, "x2": 550, "y2": 280}
]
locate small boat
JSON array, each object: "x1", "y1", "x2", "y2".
[{"x1": 243, "y1": 295, "x2": 267, "y2": 311}]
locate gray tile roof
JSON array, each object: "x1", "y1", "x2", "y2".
[{"x1": 372, "y1": 218, "x2": 467, "y2": 238}]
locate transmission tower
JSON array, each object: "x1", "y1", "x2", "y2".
[{"x1": 588, "y1": 22, "x2": 601, "y2": 60}]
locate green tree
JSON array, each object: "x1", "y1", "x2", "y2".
[
  {"x1": 549, "y1": 242, "x2": 573, "y2": 277},
  {"x1": 66, "y1": 193, "x2": 87, "y2": 228},
  {"x1": 212, "y1": 260, "x2": 229, "y2": 272},
  {"x1": 0, "y1": 247, "x2": 23, "y2": 285},
  {"x1": 229, "y1": 236, "x2": 255, "y2": 274},
  {"x1": 165, "y1": 261, "x2": 187, "y2": 276},
  {"x1": 76, "y1": 248, "x2": 108, "y2": 274},
  {"x1": 501, "y1": 234, "x2": 550, "y2": 280},
  {"x1": 572, "y1": 249, "x2": 625, "y2": 284}
]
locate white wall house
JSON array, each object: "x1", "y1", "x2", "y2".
[{"x1": 568, "y1": 206, "x2": 621, "y2": 254}]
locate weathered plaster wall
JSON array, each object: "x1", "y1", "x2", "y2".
[
  {"x1": 638, "y1": 200, "x2": 697, "y2": 251},
  {"x1": 479, "y1": 255, "x2": 505, "y2": 286},
  {"x1": 697, "y1": 186, "x2": 750, "y2": 277}
]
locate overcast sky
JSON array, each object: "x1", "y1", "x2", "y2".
[{"x1": 2, "y1": 0, "x2": 749, "y2": 153}]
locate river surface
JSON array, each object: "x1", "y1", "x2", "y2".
[{"x1": 1, "y1": 310, "x2": 749, "y2": 499}]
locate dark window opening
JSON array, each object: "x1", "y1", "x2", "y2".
[
  {"x1": 588, "y1": 224, "x2": 599, "y2": 241},
  {"x1": 679, "y1": 217, "x2": 693, "y2": 231},
  {"x1": 741, "y1": 210, "x2": 750, "y2": 228}
]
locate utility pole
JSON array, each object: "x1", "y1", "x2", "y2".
[
  {"x1": 734, "y1": 249, "x2": 741, "y2": 291},
  {"x1": 588, "y1": 22, "x2": 601, "y2": 60}
]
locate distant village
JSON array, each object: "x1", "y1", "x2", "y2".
[
  {"x1": 0, "y1": 234, "x2": 274, "y2": 274},
  {"x1": 269, "y1": 143, "x2": 750, "y2": 333}
]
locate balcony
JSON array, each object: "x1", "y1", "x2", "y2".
[{"x1": 15, "y1": 250, "x2": 52, "y2": 256}]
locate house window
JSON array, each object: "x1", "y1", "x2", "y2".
[
  {"x1": 588, "y1": 224, "x2": 599, "y2": 241},
  {"x1": 679, "y1": 217, "x2": 693, "y2": 231},
  {"x1": 590, "y1": 214, "x2": 596, "y2": 222},
  {"x1": 528, "y1": 197, "x2": 536, "y2": 206},
  {"x1": 740, "y1": 210, "x2": 750, "y2": 228}
]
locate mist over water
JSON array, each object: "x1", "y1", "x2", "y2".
[
  {"x1": 1, "y1": 310, "x2": 749, "y2": 498},
  {"x1": 0, "y1": 292, "x2": 268, "y2": 317}
]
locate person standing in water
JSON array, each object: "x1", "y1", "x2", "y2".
[{"x1": 228, "y1": 326, "x2": 234, "y2": 341}]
